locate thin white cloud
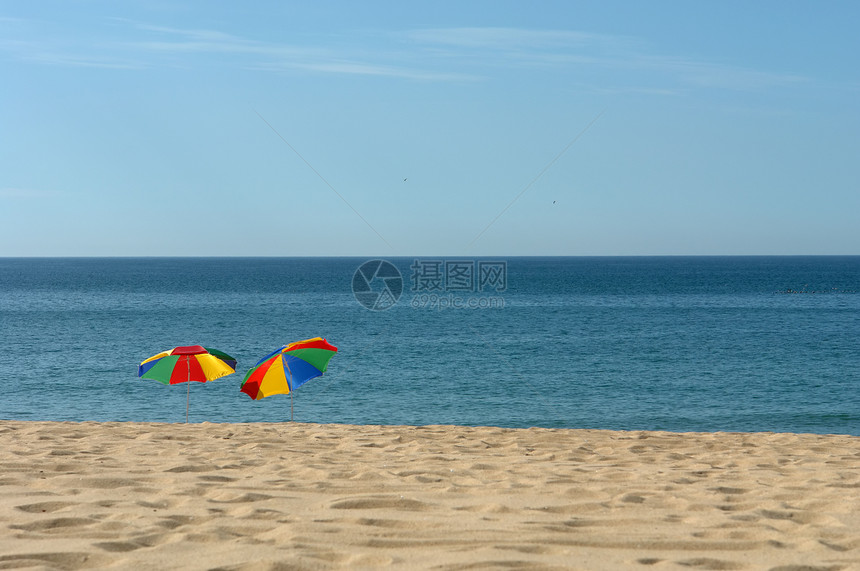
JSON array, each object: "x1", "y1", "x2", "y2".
[
  {"x1": 1, "y1": 17, "x2": 810, "y2": 90},
  {"x1": 405, "y1": 26, "x2": 810, "y2": 93},
  {"x1": 121, "y1": 21, "x2": 481, "y2": 81},
  {"x1": 651, "y1": 56, "x2": 808, "y2": 90},
  {"x1": 251, "y1": 59, "x2": 477, "y2": 82},
  {"x1": 21, "y1": 49, "x2": 142, "y2": 69},
  {"x1": 405, "y1": 27, "x2": 614, "y2": 50},
  {"x1": 128, "y1": 23, "x2": 275, "y2": 55},
  {"x1": 0, "y1": 19, "x2": 143, "y2": 69}
]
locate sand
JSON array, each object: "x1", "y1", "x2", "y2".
[{"x1": 0, "y1": 421, "x2": 858, "y2": 570}]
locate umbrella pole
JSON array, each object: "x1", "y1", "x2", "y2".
[
  {"x1": 186, "y1": 357, "x2": 191, "y2": 423},
  {"x1": 285, "y1": 361, "x2": 294, "y2": 422}
]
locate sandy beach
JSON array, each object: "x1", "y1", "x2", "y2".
[{"x1": 1, "y1": 421, "x2": 857, "y2": 570}]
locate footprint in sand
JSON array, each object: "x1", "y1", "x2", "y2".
[
  {"x1": 330, "y1": 496, "x2": 433, "y2": 511},
  {"x1": 10, "y1": 517, "x2": 97, "y2": 532},
  {"x1": 0, "y1": 552, "x2": 112, "y2": 569},
  {"x1": 675, "y1": 557, "x2": 744, "y2": 570},
  {"x1": 15, "y1": 501, "x2": 77, "y2": 513}
]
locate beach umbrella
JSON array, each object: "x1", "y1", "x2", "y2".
[
  {"x1": 240, "y1": 337, "x2": 338, "y2": 421},
  {"x1": 138, "y1": 345, "x2": 237, "y2": 423}
]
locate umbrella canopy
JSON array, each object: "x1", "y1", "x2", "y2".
[
  {"x1": 139, "y1": 346, "x2": 236, "y2": 384},
  {"x1": 138, "y1": 345, "x2": 237, "y2": 422},
  {"x1": 240, "y1": 338, "x2": 338, "y2": 418}
]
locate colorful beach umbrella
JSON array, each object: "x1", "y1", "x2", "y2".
[
  {"x1": 138, "y1": 345, "x2": 237, "y2": 423},
  {"x1": 240, "y1": 337, "x2": 338, "y2": 420}
]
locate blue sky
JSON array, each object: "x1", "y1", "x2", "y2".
[{"x1": 2, "y1": 1, "x2": 858, "y2": 256}]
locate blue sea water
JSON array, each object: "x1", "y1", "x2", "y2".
[{"x1": 1, "y1": 257, "x2": 858, "y2": 435}]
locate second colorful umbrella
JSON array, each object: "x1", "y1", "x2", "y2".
[{"x1": 240, "y1": 337, "x2": 338, "y2": 420}]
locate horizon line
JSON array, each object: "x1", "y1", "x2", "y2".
[{"x1": 1, "y1": 254, "x2": 858, "y2": 259}]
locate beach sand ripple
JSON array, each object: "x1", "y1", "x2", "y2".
[{"x1": 1, "y1": 422, "x2": 857, "y2": 570}]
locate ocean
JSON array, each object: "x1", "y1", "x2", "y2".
[{"x1": 1, "y1": 257, "x2": 858, "y2": 435}]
